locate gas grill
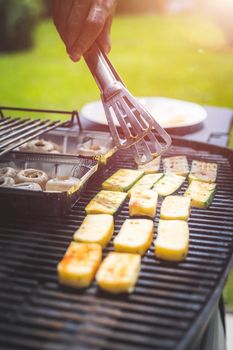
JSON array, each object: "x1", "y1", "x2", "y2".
[{"x1": 0, "y1": 135, "x2": 233, "y2": 350}]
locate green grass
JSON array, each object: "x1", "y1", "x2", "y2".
[
  {"x1": 0, "y1": 14, "x2": 233, "y2": 118},
  {"x1": 0, "y1": 14, "x2": 233, "y2": 307}
]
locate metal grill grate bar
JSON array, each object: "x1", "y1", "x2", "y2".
[
  {"x1": 0, "y1": 117, "x2": 11, "y2": 126},
  {"x1": 0, "y1": 119, "x2": 41, "y2": 141},
  {"x1": 0, "y1": 118, "x2": 64, "y2": 157},
  {"x1": 0, "y1": 119, "x2": 52, "y2": 148},
  {"x1": 0, "y1": 118, "x2": 23, "y2": 131}
]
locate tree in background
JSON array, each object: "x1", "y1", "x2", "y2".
[{"x1": 0, "y1": 0, "x2": 44, "y2": 52}]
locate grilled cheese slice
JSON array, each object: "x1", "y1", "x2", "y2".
[
  {"x1": 102, "y1": 169, "x2": 144, "y2": 192},
  {"x1": 85, "y1": 190, "x2": 127, "y2": 215},
  {"x1": 114, "y1": 219, "x2": 153, "y2": 255},
  {"x1": 128, "y1": 173, "x2": 163, "y2": 197},
  {"x1": 188, "y1": 160, "x2": 217, "y2": 183},
  {"x1": 73, "y1": 214, "x2": 114, "y2": 247},
  {"x1": 163, "y1": 156, "x2": 189, "y2": 177},
  {"x1": 129, "y1": 189, "x2": 158, "y2": 218},
  {"x1": 137, "y1": 156, "x2": 161, "y2": 174},
  {"x1": 184, "y1": 180, "x2": 216, "y2": 208},
  {"x1": 154, "y1": 220, "x2": 189, "y2": 261},
  {"x1": 57, "y1": 242, "x2": 102, "y2": 287},
  {"x1": 96, "y1": 252, "x2": 141, "y2": 293},
  {"x1": 160, "y1": 196, "x2": 191, "y2": 220},
  {"x1": 153, "y1": 174, "x2": 185, "y2": 196}
]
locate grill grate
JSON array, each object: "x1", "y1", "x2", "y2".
[
  {"x1": 0, "y1": 138, "x2": 233, "y2": 350},
  {"x1": 0, "y1": 107, "x2": 81, "y2": 157}
]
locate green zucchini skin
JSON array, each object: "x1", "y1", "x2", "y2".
[
  {"x1": 128, "y1": 173, "x2": 163, "y2": 197},
  {"x1": 153, "y1": 174, "x2": 186, "y2": 196},
  {"x1": 184, "y1": 181, "x2": 216, "y2": 208},
  {"x1": 85, "y1": 190, "x2": 127, "y2": 215},
  {"x1": 102, "y1": 169, "x2": 144, "y2": 192}
]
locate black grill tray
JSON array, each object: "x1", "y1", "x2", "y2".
[{"x1": 0, "y1": 151, "x2": 98, "y2": 216}]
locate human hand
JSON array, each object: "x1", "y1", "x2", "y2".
[{"x1": 52, "y1": 0, "x2": 118, "y2": 62}]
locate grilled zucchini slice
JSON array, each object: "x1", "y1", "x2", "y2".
[
  {"x1": 114, "y1": 218, "x2": 153, "y2": 255},
  {"x1": 184, "y1": 180, "x2": 216, "y2": 208},
  {"x1": 128, "y1": 173, "x2": 163, "y2": 197},
  {"x1": 137, "y1": 156, "x2": 161, "y2": 174},
  {"x1": 102, "y1": 168, "x2": 144, "y2": 192},
  {"x1": 160, "y1": 196, "x2": 191, "y2": 220},
  {"x1": 152, "y1": 174, "x2": 185, "y2": 196},
  {"x1": 96, "y1": 252, "x2": 141, "y2": 293},
  {"x1": 188, "y1": 160, "x2": 217, "y2": 183},
  {"x1": 154, "y1": 220, "x2": 189, "y2": 261},
  {"x1": 163, "y1": 156, "x2": 189, "y2": 176},
  {"x1": 85, "y1": 190, "x2": 127, "y2": 215},
  {"x1": 57, "y1": 242, "x2": 102, "y2": 288},
  {"x1": 73, "y1": 214, "x2": 114, "y2": 247},
  {"x1": 129, "y1": 189, "x2": 158, "y2": 218}
]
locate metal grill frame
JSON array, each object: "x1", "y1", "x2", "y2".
[
  {"x1": 0, "y1": 137, "x2": 233, "y2": 350},
  {"x1": 0, "y1": 106, "x2": 82, "y2": 157}
]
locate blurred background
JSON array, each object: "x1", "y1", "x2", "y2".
[
  {"x1": 0, "y1": 0, "x2": 233, "y2": 307},
  {"x1": 0, "y1": 0, "x2": 232, "y2": 111}
]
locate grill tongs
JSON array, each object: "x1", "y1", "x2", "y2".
[{"x1": 84, "y1": 42, "x2": 171, "y2": 164}]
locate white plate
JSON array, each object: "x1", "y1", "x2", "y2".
[{"x1": 80, "y1": 97, "x2": 207, "y2": 129}]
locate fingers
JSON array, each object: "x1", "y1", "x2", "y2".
[
  {"x1": 98, "y1": 15, "x2": 112, "y2": 54},
  {"x1": 70, "y1": 2, "x2": 109, "y2": 61},
  {"x1": 52, "y1": 0, "x2": 117, "y2": 62},
  {"x1": 66, "y1": 0, "x2": 91, "y2": 54},
  {"x1": 52, "y1": 0, "x2": 74, "y2": 43},
  {"x1": 52, "y1": 0, "x2": 60, "y2": 24}
]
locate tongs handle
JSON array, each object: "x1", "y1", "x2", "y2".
[{"x1": 84, "y1": 42, "x2": 123, "y2": 100}]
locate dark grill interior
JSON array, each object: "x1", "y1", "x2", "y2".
[{"x1": 0, "y1": 138, "x2": 233, "y2": 350}]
